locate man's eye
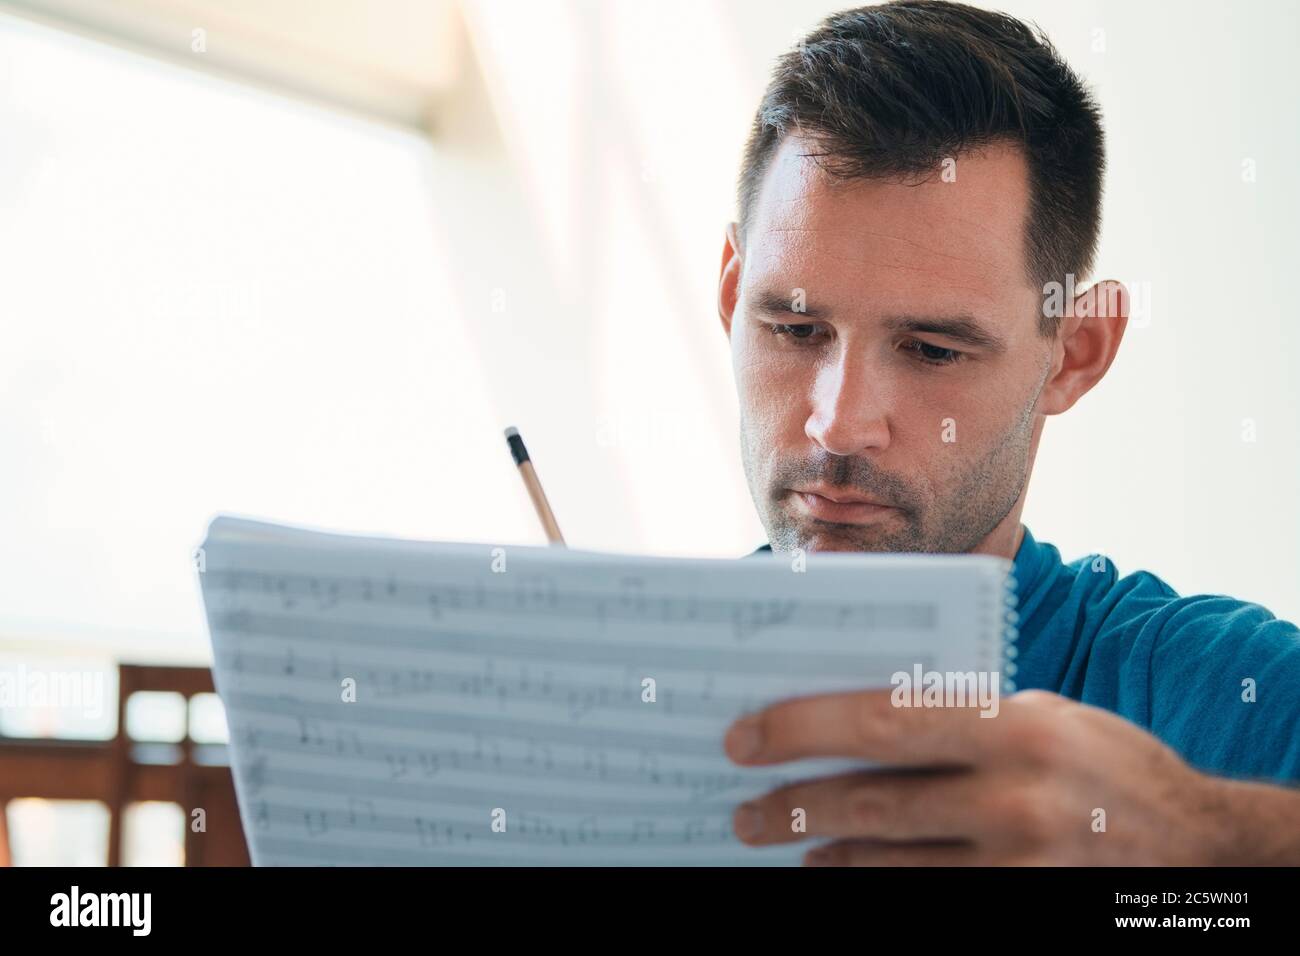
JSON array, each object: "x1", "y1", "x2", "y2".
[
  {"x1": 769, "y1": 323, "x2": 824, "y2": 342},
  {"x1": 901, "y1": 340, "x2": 964, "y2": 365}
]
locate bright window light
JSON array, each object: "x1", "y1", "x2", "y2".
[{"x1": 0, "y1": 13, "x2": 518, "y2": 661}]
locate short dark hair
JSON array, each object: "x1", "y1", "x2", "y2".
[{"x1": 737, "y1": 0, "x2": 1105, "y2": 334}]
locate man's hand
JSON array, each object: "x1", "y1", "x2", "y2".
[{"x1": 723, "y1": 688, "x2": 1300, "y2": 865}]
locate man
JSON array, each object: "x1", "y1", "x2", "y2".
[{"x1": 716, "y1": 0, "x2": 1299, "y2": 864}]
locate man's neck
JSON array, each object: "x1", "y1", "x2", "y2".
[{"x1": 970, "y1": 518, "x2": 1026, "y2": 561}]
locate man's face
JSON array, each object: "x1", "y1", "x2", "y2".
[{"x1": 723, "y1": 137, "x2": 1053, "y2": 554}]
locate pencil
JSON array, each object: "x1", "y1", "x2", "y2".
[{"x1": 504, "y1": 426, "x2": 566, "y2": 547}]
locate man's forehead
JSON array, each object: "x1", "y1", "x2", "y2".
[{"x1": 744, "y1": 136, "x2": 1035, "y2": 302}]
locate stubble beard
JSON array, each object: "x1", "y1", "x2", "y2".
[{"x1": 741, "y1": 392, "x2": 1040, "y2": 556}]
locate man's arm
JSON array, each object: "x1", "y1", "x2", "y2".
[{"x1": 1214, "y1": 776, "x2": 1300, "y2": 865}]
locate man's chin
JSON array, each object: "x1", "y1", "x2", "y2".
[
  {"x1": 804, "y1": 537, "x2": 887, "y2": 554},
  {"x1": 785, "y1": 522, "x2": 914, "y2": 554}
]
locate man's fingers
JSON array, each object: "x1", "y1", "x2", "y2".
[
  {"x1": 724, "y1": 687, "x2": 1014, "y2": 767},
  {"x1": 733, "y1": 767, "x2": 1005, "y2": 846}
]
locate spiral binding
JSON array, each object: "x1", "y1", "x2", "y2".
[{"x1": 1000, "y1": 567, "x2": 1019, "y2": 695}]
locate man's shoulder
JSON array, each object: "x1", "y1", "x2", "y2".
[
  {"x1": 1019, "y1": 533, "x2": 1300, "y2": 781},
  {"x1": 1054, "y1": 548, "x2": 1295, "y2": 642}
]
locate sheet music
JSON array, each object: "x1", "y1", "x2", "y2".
[{"x1": 199, "y1": 516, "x2": 1013, "y2": 866}]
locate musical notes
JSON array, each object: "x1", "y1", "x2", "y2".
[
  {"x1": 414, "y1": 816, "x2": 438, "y2": 848},
  {"x1": 276, "y1": 578, "x2": 296, "y2": 610},
  {"x1": 567, "y1": 687, "x2": 599, "y2": 721},
  {"x1": 417, "y1": 751, "x2": 440, "y2": 776},
  {"x1": 297, "y1": 717, "x2": 323, "y2": 747},
  {"x1": 525, "y1": 739, "x2": 555, "y2": 772},
  {"x1": 199, "y1": 515, "x2": 1010, "y2": 865},
  {"x1": 347, "y1": 797, "x2": 377, "y2": 826},
  {"x1": 636, "y1": 750, "x2": 661, "y2": 784},
  {"x1": 617, "y1": 576, "x2": 646, "y2": 614},
  {"x1": 309, "y1": 577, "x2": 340, "y2": 611},
  {"x1": 385, "y1": 752, "x2": 409, "y2": 779},
  {"x1": 731, "y1": 598, "x2": 798, "y2": 641},
  {"x1": 630, "y1": 819, "x2": 656, "y2": 843},
  {"x1": 244, "y1": 755, "x2": 267, "y2": 796}
]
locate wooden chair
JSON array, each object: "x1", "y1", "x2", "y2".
[{"x1": 0, "y1": 663, "x2": 249, "y2": 866}]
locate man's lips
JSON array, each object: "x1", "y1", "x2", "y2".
[{"x1": 789, "y1": 486, "x2": 899, "y2": 524}]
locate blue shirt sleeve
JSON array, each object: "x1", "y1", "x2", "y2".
[
  {"x1": 1033, "y1": 555, "x2": 1300, "y2": 784},
  {"x1": 1138, "y1": 594, "x2": 1300, "y2": 783}
]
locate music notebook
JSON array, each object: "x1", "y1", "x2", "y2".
[{"x1": 198, "y1": 516, "x2": 1016, "y2": 866}]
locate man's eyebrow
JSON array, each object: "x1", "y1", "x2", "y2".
[
  {"x1": 751, "y1": 290, "x2": 830, "y2": 320},
  {"x1": 885, "y1": 315, "x2": 1007, "y2": 353}
]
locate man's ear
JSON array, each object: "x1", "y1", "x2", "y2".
[
  {"x1": 718, "y1": 222, "x2": 742, "y2": 338},
  {"x1": 1038, "y1": 279, "x2": 1129, "y2": 416}
]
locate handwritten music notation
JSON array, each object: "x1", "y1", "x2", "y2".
[
  {"x1": 199, "y1": 516, "x2": 1010, "y2": 866},
  {"x1": 211, "y1": 566, "x2": 938, "y2": 640},
  {"x1": 251, "y1": 799, "x2": 725, "y2": 849}
]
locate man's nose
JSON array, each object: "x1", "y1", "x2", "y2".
[{"x1": 804, "y1": 351, "x2": 892, "y2": 457}]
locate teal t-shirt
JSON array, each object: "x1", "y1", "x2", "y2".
[{"x1": 751, "y1": 527, "x2": 1300, "y2": 783}]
